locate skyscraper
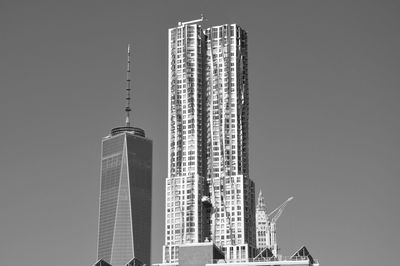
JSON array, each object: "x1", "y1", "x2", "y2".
[
  {"x1": 97, "y1": 46, "x2": 152, "y2": 266},
  {"x1": 256, "y1": 190, "x2": 269, "y2": 251},
  {"x1": 163, "y1": 18, "x2": 256, "y2": 263},
  {"x1": 164, "y1": 19, "x2": 209, "y2": 263},
  {"x1": 204, "y1": 23, "x2": 256, "y2": 261}
]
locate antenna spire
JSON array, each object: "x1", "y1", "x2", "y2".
[{"x1": 125, "y1": 44, "x2": 132, "y2": 127}]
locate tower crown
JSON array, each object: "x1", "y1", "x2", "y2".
[{"x1": 257, "y1": 190, "x2": 266, "y2": 212}]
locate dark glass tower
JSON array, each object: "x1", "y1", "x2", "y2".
[{"x1": 97, "y1": 46, "x2": 152, "y2": 266}]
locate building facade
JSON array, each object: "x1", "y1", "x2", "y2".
[
  {"x1": 163, "y1": 20, "x2": 256, "y2": 263},
  {"x1": 164, "y1": 21, "x2": 209, "y2": 263},
  {"x1": 256, "y1": 190, "x2": 269, "y2": 251},
  {"x1": 204, "y1": 24, "x2": 255, "y2": 261},
  {"x1": 97, "y1": 128, "x2": 152, "y2": 266}
]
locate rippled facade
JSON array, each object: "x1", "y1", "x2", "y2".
[
  {"x1": 205, "y1": 24, "x2": 256, "y2": 261},
  {"x1": 164, "y1": 22, "x2": 209, "y2": 263},
  {"x1": 163, "y1": 21, "x2": 256, "y2": 264}
]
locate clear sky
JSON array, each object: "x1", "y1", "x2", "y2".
[{"x1": 1, "y1": 1, "x2": 399, "y2": 266}]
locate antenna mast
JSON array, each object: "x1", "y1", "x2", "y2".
[{"x1": 125, "y1": 44, "x2": 132, "y2": 127}]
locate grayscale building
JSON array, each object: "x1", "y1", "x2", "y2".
[
  {"x1": 163, "y1": 18, "x2": 256, "y2": 264},
  {"x1": 97, "y1": 46, "x2": 152, "y2": 266},
  {"x1": 256, "y1": 190, "x2": 269, "y2": 251},
  {"x1": 204, "y1": 23, "x2": 256, "y2": 261}
]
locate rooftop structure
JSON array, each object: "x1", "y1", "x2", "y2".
[{"x1": 155, "y1": 245, "x2": 319, "y2": 266}]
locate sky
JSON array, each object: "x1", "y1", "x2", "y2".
[{"x1": 0, "y1": 1, "x2": 399, "y2": 266}]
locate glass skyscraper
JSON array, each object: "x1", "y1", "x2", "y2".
[{"x1": 97, "y1": 47, "x2": 152, "y2": 266}]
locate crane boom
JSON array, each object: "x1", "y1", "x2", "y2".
[
  {"x1": 268, "y1": 196, "x2": 293, "y2": 223},
  {"x1": 269, "y1": 197, "x2": 293, "y2": 257}
]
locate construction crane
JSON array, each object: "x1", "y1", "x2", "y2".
[
  {"x1": 255, "y1": 196, "x2": 293, "y2": 259},
  {"x1": 268, "y1": 196, "x2": 293, "y2": 257}
]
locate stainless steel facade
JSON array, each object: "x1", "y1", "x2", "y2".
[
  {"x1": 205, "y1": 25, "x2": 256, "y2": 261},
  {"x1": 97, "y1": 130, "x2": 152, "y2": 266},
  {"x1": 164, "y1": 21, "x2": 256, "y2": 263},
  {"x1": 164, "y1": 23, "x2": 209, "y2": 262}
]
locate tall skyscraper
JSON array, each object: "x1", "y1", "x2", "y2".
[
  {"x1": 163, "y1": 18, "x2": 256, "y2": 263},
  {"x1": 164, "y1": 19, "x2": 209, "y2": 263},
  {"x1": 97, "y1": 46, "x2": 152, "y2": 266},
  {"x1": 204, "y1": 23, "x2": 256, "y2": 261},
  {"x1": 256, "y1": 190, "x2": 269, "y2": 251}
]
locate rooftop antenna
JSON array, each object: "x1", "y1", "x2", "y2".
[{"x1": 125, "y1": 44, "x2": 132, "y2": 127}]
